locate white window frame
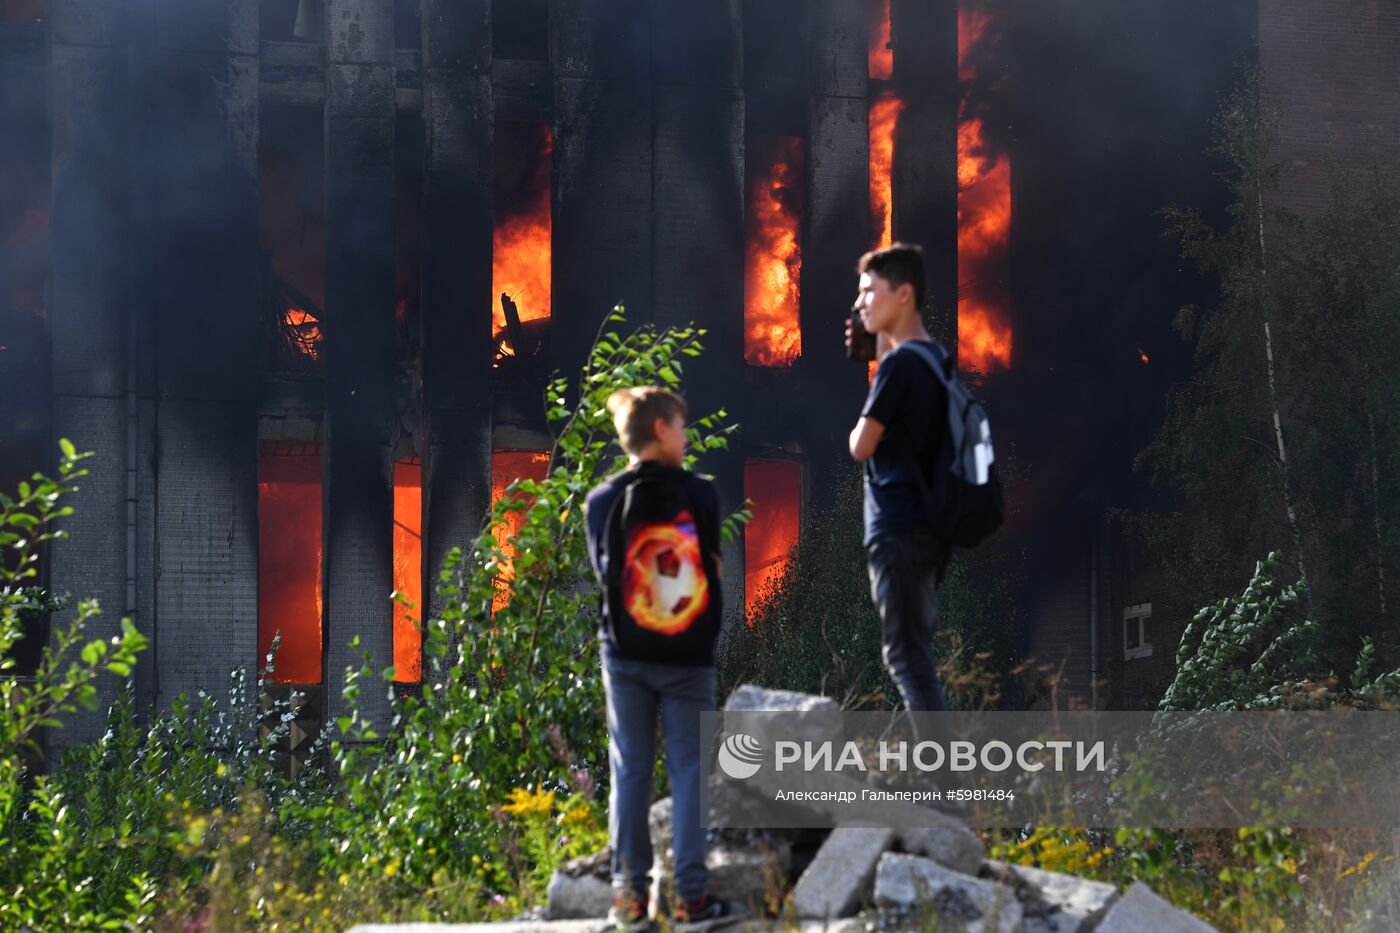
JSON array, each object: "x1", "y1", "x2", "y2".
[{"x1": 1123, "y1": 602, "x2": 1153, "y2": 661}]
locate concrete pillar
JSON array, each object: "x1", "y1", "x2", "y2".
[
  {"x1": 801, "y1": 0, "x2": 872, "y2": 512},
  {"x1": 650, "y1": 3, "x2": 746, "y2": 629},
  {"x1": 323, "y1": 0, "x2": 397, "y2": 730},
  {"x1": 550, "y1": 0, "x2": 653, "y2": 380},
  {"x1": 131, "y1": 0, "x2": 262, "y2": 710},
  {"x1": 46, "y1": 0, "x2": 130, "y2": 750},
  {"x1": 421, "y1": 0, "x2": 494, "y2": 637},
  {"x1": 891, "y1": 0, "x2": 958, "y2": 351}
]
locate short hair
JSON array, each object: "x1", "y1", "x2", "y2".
[
  {"x1": 606, "y1": 386, "x2": 688, "y2": 455},
  {"x1": 857, "y1": 242, "x2": 926, "y2": 309}
]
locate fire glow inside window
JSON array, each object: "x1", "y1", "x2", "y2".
[
  {"x1": 490, "y1": 449, "x2": 552, "y2": 611},
  {"x1": 258, "y1": 442, "x2": 323, "y2": 684},
  {"x1": 957, "y1": 7, "x2": 1013, "y2": 373},
  {"x1": 868, "y1": 0, "x2": 893, "y2": 80},
  {"x1": 392, "y1": 458, "x2": 422, "y2": 682},
  {"x1": 259, "y1": 104, "x2": 326, "y2": 365},
  {"x1": 743, "y1": 459, "x2": 802, "y2": 619},
  {"x1": 869, "y1": 90, "x2": 903, "y2": 252},
  {"x1": 744, "y1": 136, "x2": 804, "y2": 368},
  {"x1": 492, "y1": 121, "x2": 553, "y2": 366}
]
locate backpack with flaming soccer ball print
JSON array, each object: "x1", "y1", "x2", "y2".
[{"x1": 601, "y1": 465, "x2": 722, "y2": 664}]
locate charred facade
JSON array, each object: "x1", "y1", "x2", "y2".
[{"x1": 4, "y1": 0, "x2": 1300, "y2": 750}]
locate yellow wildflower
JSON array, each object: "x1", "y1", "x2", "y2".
[{"x1": 502, "y1": 785, "x2": 556, "y2": 817}]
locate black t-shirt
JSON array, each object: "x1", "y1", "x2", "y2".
[
  {"x1": 584, "y1": 460, "x2": 723, "y2": 657},
  {"x1": 860, "y1": 340, "x2": 949, "y2": 546}
]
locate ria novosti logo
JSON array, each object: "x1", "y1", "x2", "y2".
[
  {"x1": 716, "y1": 732, "x2": 764, "y2": 780},
  {"x1": 715, "y1": 733, "x2": 1108, "y2": 781}
]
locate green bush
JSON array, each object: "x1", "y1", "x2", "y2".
[
  {"x1": 1163, "y1": 551, "x2": 1400, "y2": 711},
  {"x1": 289, "y1": 308, "x2": 746, "y2": 903},
  {"x1": 1, "y1": 443, "x2": 155, "y2": 928},
  {"x1": 0, "y1": 311, "x2": 748, "y2": 929}
]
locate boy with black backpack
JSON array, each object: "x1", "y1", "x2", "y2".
[
  {"x1": 584, "y1": 386, "x2": 738, "y2": 932},
  {"x1": 846, "y1": 243, "x2": 1003, "y2": 715}
]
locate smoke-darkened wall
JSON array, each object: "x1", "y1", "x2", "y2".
[{"x1": 3, "y1": 0, "x2": 1280, "y2": 737}]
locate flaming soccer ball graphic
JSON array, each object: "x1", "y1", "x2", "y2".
[{"x1": 621, "y1": 512, "x2": 710, "y2": 635}]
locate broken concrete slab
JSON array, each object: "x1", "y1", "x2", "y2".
[
  {"x1": 708, "y1": 842, "x2": 788, "y2": 911},
  {"x1": 723, "y1": 683, "x2": 844, "y2": 752},
  {"x1": 790, "y1": 826, "x2": 895, "y2": 919},
  {"x1": 544, "y1": 849, "x2": 613, "y2": 921},
  {"x1": 724, "y1": 684, "x2": 841, "y2": 713},
  {"x1": 873, "y1": 852, "x2": 1023, "y2": 933},
  {"x1": 981, "y1": 859, "x2": 1118, "y2": 932},
  {"x1": 892, "y1": 824, "x2": 985, "y2": 876},
  {"x1": 1096, "y1": 881, "x2": 1218, "y2": 932}
]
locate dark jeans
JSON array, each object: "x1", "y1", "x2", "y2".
[
  {"x1": 601, "y1": 643, "x2": 716, "y2": 904},
  {"x1": 867, "y1": 532, "x2": 950, "y2": 713}
]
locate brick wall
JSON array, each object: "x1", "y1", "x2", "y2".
[
  {"x1": 1259, "y1": 0, "x2": 1400, "y2": 215},
  {"x1": 154, "y1": 402, "x2": 259, "y2": 705}
]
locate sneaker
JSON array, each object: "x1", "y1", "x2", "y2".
[
  {"x1": 673, "y1": 892, "x2": 744, "y2": 932},
  {"x1": 608, "y1": 892, "x2": 656, "y2": 933}
]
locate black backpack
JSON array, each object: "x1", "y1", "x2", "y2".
[
  {"x1": 600, "y1": 465, "x2": 723, "y2": 664},
  {"x1": 901, "y1": 341, "x2": 1005, "y2": 549}
]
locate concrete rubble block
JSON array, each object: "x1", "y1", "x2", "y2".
[
  {"x1": 649, "y1": 793, "x2": 792, "y2": 911},
  {"x1": 544, "y1": 849, "x2": 614, "y2": 921},
  {"x1": 790, "y1": 826, "x2": 895, "y2": 919},
  {"x1": 1095, "y1": 881, "x2": 1218, "y2": 933},
  {"x1": 707, "y1": 841, "x2": 790, "y2": 910},
  {"x1": 709, "y1": 767, "x2": 815, "y2": 830},
  {"x1": 981, "y1": 859, "x2": 1119, "y2": 932},
  {"x1": 723, "y1": 683, "x2": 844, "y2": 750},
  {"x1": 796, "y1": 919, "x2": 874, "y2": 933},
  {"x1": 893, "y1": 824, "x2": 986, "y2": 876},
  {"x1": 725, "y1": 684, "x2": 842, "y2": 714},
  {"x1": 651, "y1": 841, "x2": 791, "y2": 912},
  {"x1": 874, "y1": 852, "x2": 1023, "y2": 933}
]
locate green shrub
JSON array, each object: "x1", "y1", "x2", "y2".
[
  {"x1": 282, "y1": 308, "x2": 745, "y2": 908},
  {"x1": 1, "y1": 311, "x2": 745, "y2": 928}
]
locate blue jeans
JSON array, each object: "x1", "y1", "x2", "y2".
[
  {"x1": 867, "y1": 532, "x2": 950, "y2": 713},
  {"x1": 601, "y1": 644, "x2": 716, "y2": 904}
]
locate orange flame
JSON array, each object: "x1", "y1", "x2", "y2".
[
  {"x1": 283, "y1": 307, "x2": 323, "y2": 360},
  {"x1": 1138, "y1": 348, "x2": 1150, "y2": 365},
  {"x1": 744, "y1": 459, "x2": 802, "y2": 621},
  {"x1": 492, "y1": 124, "x2": 553, "y2": 341},
  {"x1": 869, "y1": 90, "x2": 905, "y2": 250},
  {"x1": 957, "y1": 8, "x2": 1012, "y2": 374},
  {"x1": 258, "y1": 443, "x2": 323, "y2": 684},
  {"x1": 392, "y1": 460, "x2": 422, "y2": 682},
  {"x1": 868, "y1": 0, "x2": 894, "y2": 80},
  {"x1": 745, "y1": 137, "x2": 804, "y2": 368},
  {"x1": 490, "y1": 450, "x2": 552, "y2": 612}
]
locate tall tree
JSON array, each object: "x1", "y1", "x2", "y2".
[
  {"x1": 1129, "y1": 68, "x2": 1400, "y2": 665},
  {"x1": 1128, "y1": 70, "x2": 1304, "y2": 617}
]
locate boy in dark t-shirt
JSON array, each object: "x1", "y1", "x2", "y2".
[
  {"x1": 846, "y1": 243, "x2": 952, "y2": 713},
  {"x1": 583, "y1": 386, "x2": 737, "y2": 932}
]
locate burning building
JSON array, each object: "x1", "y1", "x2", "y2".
[{"x1": 2, "y1": 0, "x2": 1290, "y2": 754}]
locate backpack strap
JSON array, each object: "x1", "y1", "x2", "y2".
[
  {"x1": 899, "y1": 340, "x2": 955, "y2": 387},
  {"x1": 599, "y1": 467, "x2": 644, "y2": 579},
  {"x1": 891, "y1": 341, "x2": 957, "y2": 550}
]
